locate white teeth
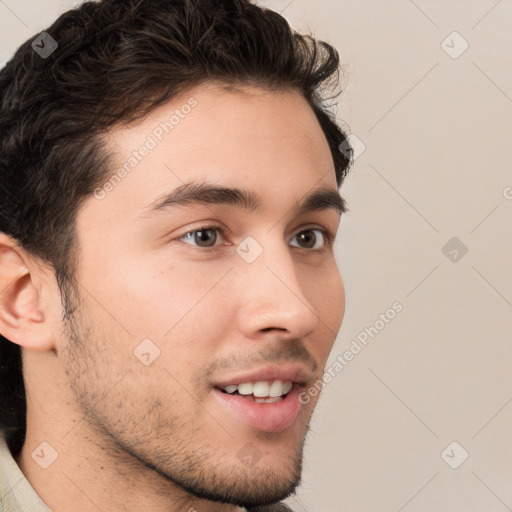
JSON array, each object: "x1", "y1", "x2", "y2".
[
  {"x1": 254, "y1": 396, "x2": 283, "y2": 404},
  {"x1": 253, "y1": 381, "x2": 270, "y2": 397},
  {"x1": 221, "y1": 380, "x2": 293, "y2": 398},
  {"x1": 269, "y1": 380, "x2": 283, "y2": 397},
  {"x1": 282, "y1": 381, "x2": 293, "y2": 394},
  {"x1": 237, "y1": 382, "x2": 254, "y2": 395}
]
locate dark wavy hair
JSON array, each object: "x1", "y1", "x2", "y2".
[{"x1": 0, "y1": 0, "x2": 352, "y2": 457}]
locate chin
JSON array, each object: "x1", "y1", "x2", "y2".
[
  {"x1": 143, "y1": 431, "x2": 306, "y2": 509},
  {"x1": 175, "y1": 459, "x2": 302, "y2": 508}
]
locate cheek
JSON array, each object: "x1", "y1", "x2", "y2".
[
  {"x1": 330, "y1": 270, "x2": 346, "y2": 328},
  {"x1": 302, "y1": 262, "x2": 345, "y2": 335},
  {"x1": 305, "y1": 266, "x2": 344, "y2": 371},
  {"x1": 91, "y1": 253, "x2": 231, "y2": 343},
  {"x1": 71, "y1": 270, "x2": 226, "y2": 401}
]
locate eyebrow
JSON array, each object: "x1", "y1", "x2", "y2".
[{"x1": 142, "y1": 181, "x2": 348, "y2": 217}]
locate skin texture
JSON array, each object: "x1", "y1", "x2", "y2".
[{"x1": 0, "y1": 84, "x2": 346, "y2": 512}]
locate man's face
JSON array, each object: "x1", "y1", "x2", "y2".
[{"x1": 62, "y1": 84, "x2": 345, "y2": 507}]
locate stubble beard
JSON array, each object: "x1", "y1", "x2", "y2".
[{"x1": 58, "y1": 280, "x2": 309, "y2": 508}]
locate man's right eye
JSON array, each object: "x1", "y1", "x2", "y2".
[{"x1": 179, "y1": 226, "x2": 226, "y2": 248}]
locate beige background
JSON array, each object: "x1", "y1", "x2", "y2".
[{"x1": 1, "y1": 1, "x2": 512, "y2": 511}]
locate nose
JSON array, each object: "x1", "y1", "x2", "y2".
[{"x1": 235, "y1": 240, "x2": 319, "y2": 341}]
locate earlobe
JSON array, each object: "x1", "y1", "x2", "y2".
[{"x1": 0, "y1": 233, "x2": 56, "y2": 351}]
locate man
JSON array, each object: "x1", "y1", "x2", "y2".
[{"x1": 0, "y1": 0, "x2": 352, "y2": 510}]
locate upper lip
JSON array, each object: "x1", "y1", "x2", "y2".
[{"x1": 212, "y1": 364, "x2": 314, "y2": 389}]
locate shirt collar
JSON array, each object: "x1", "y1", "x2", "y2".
[{"x1": 0, "y1": 430, "x2": 52, "y2": 512}]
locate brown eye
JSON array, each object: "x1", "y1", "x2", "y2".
[
  {"x1": 290, "y1": 229, "x2": 326, "y2": 250},
  {"x1": 181, "y1": 228, "x2": 220, "y2": 247}
]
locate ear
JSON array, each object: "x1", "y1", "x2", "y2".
[{"x1": 0, "y1": 233, "x2": 58, "y2": 351}]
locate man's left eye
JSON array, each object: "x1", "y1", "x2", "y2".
[{"x1": 289, "y1": 229, "x2": 329, "y2": 250}]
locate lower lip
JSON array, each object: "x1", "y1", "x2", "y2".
[{"x1": 212, "y1": 386, "x2": 303, "y2": 433}]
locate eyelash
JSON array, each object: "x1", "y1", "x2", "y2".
[{"x1": 177, "y1": 224, "x2": 336, "y2": 251}]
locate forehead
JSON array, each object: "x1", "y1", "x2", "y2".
[{"x1": 84, "y1": 83, "x2": 336, "y2": 224}]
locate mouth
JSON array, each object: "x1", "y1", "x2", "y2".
[
  {"x1": 218, "y1": 379, "x2": 294, "y2": 403},
  {"x1": 211, "y1": 367, "x2": 312, "y2": 433}
]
